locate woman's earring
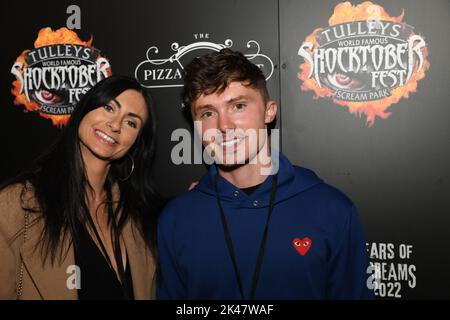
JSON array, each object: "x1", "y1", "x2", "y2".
[{"x1": 119, "y1": 154, "x2": 135, "y2": 181}]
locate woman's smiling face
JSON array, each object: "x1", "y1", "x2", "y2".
[{"x1": 78, "y1": 89, "x2": 148, "y2": 161}]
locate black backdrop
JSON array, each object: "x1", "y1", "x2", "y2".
[{"x1": 1, "y1": 0, "x2": 449, "y2": 299}]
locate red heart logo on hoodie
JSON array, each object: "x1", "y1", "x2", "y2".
[{"x1": 292, "y1": 237, "x2": 312, "y2": 256}]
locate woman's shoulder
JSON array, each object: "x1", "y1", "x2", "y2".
[
  {"x1": 0, "y1": 182, "x2": 25, "y2": 206},
  {"x1": 0, "y1": 182, "x2": 37, "y2": 237}
]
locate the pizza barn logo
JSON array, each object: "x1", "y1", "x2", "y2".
[
  {"x1": 298, "y1": 2, "x2": 430, "y2": 126},
  {"x1": 11, "y1": 27, "x2": 112, "y2": 127},
  {"x1": 135, "y1": 38, "x2": 274, "y2": 89}
]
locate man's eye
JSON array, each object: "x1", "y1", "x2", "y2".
[
  {"x1": 234, "y1": 103, "x2": 246, "y2": 110},
  {"x1": 201, "y1": 111, "x2": 213, "y2": 118}
]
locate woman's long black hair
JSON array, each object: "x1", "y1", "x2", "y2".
[{"x1": 1, "y1": 75, "x2": 163, "y2": 267}]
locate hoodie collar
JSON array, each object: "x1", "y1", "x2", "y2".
[{"x1": 195, "y1": 152, "x2": 322, "y2": 209}]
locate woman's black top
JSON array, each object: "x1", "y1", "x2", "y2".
[{"x1": 75, "y1": 225, "x2": 134, "y2": 300}]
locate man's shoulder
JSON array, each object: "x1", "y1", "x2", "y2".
[
  {"x1": 292, "y1": 165, "x2": 355, "y2": 210},
  {"x1": 158, "y1": 187, "x2": 210, "y2": 223}
]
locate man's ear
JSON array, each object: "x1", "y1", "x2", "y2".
[{"x1": 264, "y1": 100, "x2": 278, "y2": 124}]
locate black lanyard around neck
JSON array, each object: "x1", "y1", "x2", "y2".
[{"x1": 214, "y1": 173, "x2": 278, "y2": 300}]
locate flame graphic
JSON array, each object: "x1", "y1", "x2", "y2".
[
  {"x1": 298, "y1": 1, "x2": 430, "y2": 127},
  {"x1": 11, "y1": 27, "x2": 93, "y2": 127}
]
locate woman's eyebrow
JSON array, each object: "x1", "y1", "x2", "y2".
[
  {"x1": 127, "y1": 112, "x2": 144, "y2": 122},
  {"x1": 110, "y1": 98, "x2": 121, "y2": 108}
]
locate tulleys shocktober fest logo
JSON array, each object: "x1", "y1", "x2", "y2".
[
  {"x1": 298, "y1": 2, "x2": 430, "y2": 126},
  {"x1": 11, "y1": 27, "x2": 112, "y2": 127}
]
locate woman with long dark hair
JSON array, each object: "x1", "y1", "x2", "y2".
[{"x1": 0, "y1": 75, "x2": 163, "y2": 299}]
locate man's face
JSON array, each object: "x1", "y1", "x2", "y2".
[{"x1": 191, "y1": 81, "x2": 277, "y2": 166}]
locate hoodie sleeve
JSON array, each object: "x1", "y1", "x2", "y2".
[
  {"x1": 156, "y1": 204, "x2": 187, "y2": 300},
  {"x1": 326, "y1": 204, "x2": 375, "y2": 299}
]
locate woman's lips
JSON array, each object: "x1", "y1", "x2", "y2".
[{"x1": 94, "y1": 129, "x2": 117, "y2": 147}]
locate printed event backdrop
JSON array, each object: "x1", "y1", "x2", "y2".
[{"x1": 0, "y1": 0, "x2": 448, "y2": 299}]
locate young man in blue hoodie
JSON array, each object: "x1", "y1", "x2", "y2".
[{"x1": 157, "y1": 49, "x2": 374, "y2": 300}]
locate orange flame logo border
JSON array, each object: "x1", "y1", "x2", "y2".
[
  {"x1": 11, "y1": 27, "x2": 104, "y2": 127},
  {"x1": 298, "y1": 1, "x2": 430, "y2": 127}
]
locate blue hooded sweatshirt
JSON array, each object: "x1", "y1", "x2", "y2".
[{"x1": 157, "y1": 153, "x2": 374, "y2": 299}]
